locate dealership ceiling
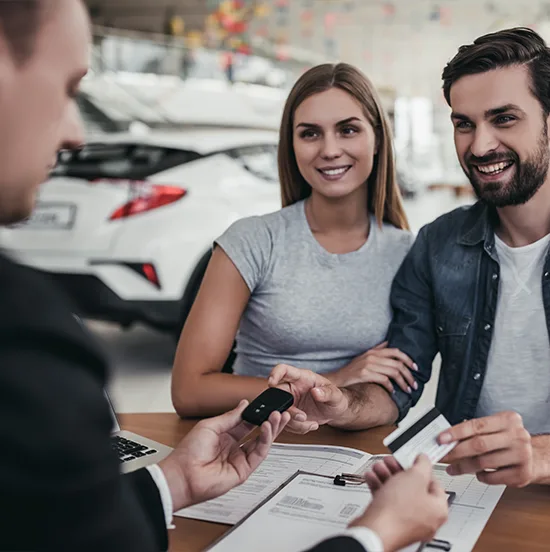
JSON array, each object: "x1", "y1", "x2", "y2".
[{"x1": 85, "y1": 0, "x2": 550, "y2": 98}]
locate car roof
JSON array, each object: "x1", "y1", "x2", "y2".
[{"x1": 89, "y1": 127, "x2": 279, "y2": 155}]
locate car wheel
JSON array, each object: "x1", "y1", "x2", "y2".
[{"x1": 175, "y1": 249, "x2": 236, "y2": 374}]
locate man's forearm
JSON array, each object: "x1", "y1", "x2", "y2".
[
  {"x1": 328, "y1": 384, "x2": 398, "y2": 430},
  {"x1": 532, "y1": 435, "x2": 550, "y2": 485}
]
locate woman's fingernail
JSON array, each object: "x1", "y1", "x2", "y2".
[
  {"x1": 413, "y1": 363, "x2": 419, "y2": 371},
  {"x1": 439, "y1": 433, "x2": 452, "y2": 444},
  {"x1": 413, "y1": 381, "x2": 419, "y2": 390},
  {"x1": 447, "y1": 465, "x2": 457, "y2": 476},
  {"x1": 407, "y1": 386, "x2": 412, "y2": 394}
]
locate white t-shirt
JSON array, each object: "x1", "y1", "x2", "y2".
[{"x1": 476, "y1": 232, "x2": 550, "y2": 434}]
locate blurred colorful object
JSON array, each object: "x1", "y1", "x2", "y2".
[
  {"x1": 206, "y1": 0, "x2": 255, "y2": 54},
  {"x1": 324, "y1": 12, "x2": 337, "y2": 35},
  {"x1": 382, "y1": 2, "x2": 396, "y2": 17},
  {"x1": 186, "y1": 30, "x2": 203, "y2": 48},
  {"x1": 254, "y1": 3, "x2": 271, "y2": 18}
]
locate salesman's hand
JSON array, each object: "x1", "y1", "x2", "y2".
[
  {"x1": 268, "y1": 364, "x2": 349, "y2": 434},
  {"x1": 159, "y1": 400, "x2": 290, "y2": 511},
  {"x1": 350, "y1": 455, "x2": 448, "y2": 552},
  {"x1": 438, "y1": 411, "x2": 534, "y2": 487}
]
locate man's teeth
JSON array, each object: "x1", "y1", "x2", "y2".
[
  {"x1": 477, "y1": 161, "x2": 513, "y2": 175},
  {"x1": 321, "y1": 167, "x2": 348, "y2": 176}
]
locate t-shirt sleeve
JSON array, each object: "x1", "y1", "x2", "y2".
[{"x1": 215, "y1": 216, "x2": 273, "y2": 292}]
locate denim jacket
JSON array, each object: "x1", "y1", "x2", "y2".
[{"x1": 387, "y1": 200, "x2": 550, "y2": 424}]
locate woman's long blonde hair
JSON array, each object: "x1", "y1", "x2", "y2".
[{"x1": 278, "y1": 62, "x2": 409, "y2": 230}]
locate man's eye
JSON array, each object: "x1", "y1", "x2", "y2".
[
  {"x1": 455, "y1": 121, "x2": 472, "y2": 131},
  {"x1": 495, "y1": 115, "x2": 515, "y2": 125}
]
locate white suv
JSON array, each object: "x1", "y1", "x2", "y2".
[{"x1": 0, "y1": 128, "x2": 281, "y2": 337}]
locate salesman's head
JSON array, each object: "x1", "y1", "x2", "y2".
[
  {"x1": 442, "y1": 28, "x2": 550, "y2": 208},
  {"x1": 0, "y1": 0, "x2": 89, "y2": 226}
]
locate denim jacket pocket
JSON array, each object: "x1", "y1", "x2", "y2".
[
  {"x1": 435, "y1": 312, "x2": 471, "y2": 337},
  {"x1": 435, "y1": 312, "x2": 471, "y2": 369}
]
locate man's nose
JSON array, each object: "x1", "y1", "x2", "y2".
[
  {"x1": 61, "y1": 103, "x2": 86, "y2": 152},
  {"x1": 470, "y1": 125, "x2": 499, "y2": 159}
]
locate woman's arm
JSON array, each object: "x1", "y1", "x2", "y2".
[{"x1": 171, "y1": 247, "x2": 268, "y2": 418}]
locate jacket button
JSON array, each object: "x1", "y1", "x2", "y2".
[
  {"x1": 438, "y1": 326, "x2": 443, "y2": 332},
  {"x1": 492, "y1": 273, "x2": 498, "y2": 280},
  {"x1": 484, "y1": 323, "x2": 491, "y2": 331},
  {"x1": 473, "y1": 373, "x2": 481, "y2": 380},
  {"x1": 545, "y1": 272, "x2": 549, "y2": 278}
]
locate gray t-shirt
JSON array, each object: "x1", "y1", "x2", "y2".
[
  {"x1": 215, "y1": 200, "x2": 414, "y2": 378},
  {"x1": 476, "y1": 233, "x2": 550, "y2": 434}
]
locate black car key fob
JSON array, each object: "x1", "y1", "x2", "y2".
[{"x1": 242, "y1": 388, "x2": 294, "y2": 425}]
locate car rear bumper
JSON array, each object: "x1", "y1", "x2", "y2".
[{"x1": 39, "y1": 270, "x2": 180, "y2": 330}]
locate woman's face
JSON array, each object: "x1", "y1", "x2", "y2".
[{"x1": 292, "y1": 87, "x2": 377, "y2": 201}]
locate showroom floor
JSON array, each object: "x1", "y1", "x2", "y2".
[{"x1": 99, "y1": 188, "x2": 473, "y2": 425}]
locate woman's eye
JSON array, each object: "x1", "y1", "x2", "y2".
[
  {"x1": 300, "y1": 130, "x2": 318, "y2": 139},
  {"x1": 341, "y1": 126, "x2": 358, "y2": 136}
]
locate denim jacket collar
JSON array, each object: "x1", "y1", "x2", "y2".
[{"x1": 457, "y1": 201, "x2": 496, "y2": 251}]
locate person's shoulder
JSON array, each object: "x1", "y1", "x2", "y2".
[
  {"x1": 421, "y1": 201, "x2": 482, "y2": 239},
  {"x1": 378, "y1": 219, "x2": 415, "y2": 251},
  {"x1": 223, "y1": 202, "x2": 302, "y2": 240}
]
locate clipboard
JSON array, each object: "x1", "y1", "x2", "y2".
[
  {"x1": 205, "y1": 470, "x2": 316, "y2": 551},
  {"x1": 205, "y1": 470, "x2": 456, "y2": 552}
]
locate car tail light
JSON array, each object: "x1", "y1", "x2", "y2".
[
  {"x1": 141, "y1": 263, "x2": 160, "y2": 288},
  {"x1": 108, "y1": 182, "x2": 187, "y2": 221},
  {"x1": 90, "y1": 260, "x2": 162, "y2": 289}
]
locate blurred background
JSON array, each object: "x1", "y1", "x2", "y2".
[{"x1": 3, "y1": 0, "x2": 546, "y2": 416}]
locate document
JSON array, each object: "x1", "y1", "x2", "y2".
[
  {"x1": 207, "y1": 472, "x2": 374, "y2": 552},
  {"x1": 175, "y1": 443, "x2": 370, "y2": 524},
  {"x1": 206, "y1": 462, "x2": 505, "y2": 552},
  {"x1": 428, "y1": 464, "x2": 505, "y2": 552}
]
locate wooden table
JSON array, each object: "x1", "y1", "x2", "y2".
[{"x1": 121, "y1": 413, "x2": 550, "y2": 552}]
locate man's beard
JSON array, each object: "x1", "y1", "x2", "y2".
[{"x1": 464, "y1": 127, "x2": 550, "y2": 208}]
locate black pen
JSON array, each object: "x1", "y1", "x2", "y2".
[{"x1": 417, "y1": 538, "x2": 452, "y2": 551}]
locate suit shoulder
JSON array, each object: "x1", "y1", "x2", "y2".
[{"x1": 0, "y1": 253, "x2": 104, "y2": 359}]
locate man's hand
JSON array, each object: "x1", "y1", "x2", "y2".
[
  {"x1": 350, "y1": 455, "x2": 448, "y2": 552},
  {"x1": 438, "y1": 411, "x2": 534, "y2": 487},
  {"x1": 268, "y1": 364, "x2": 349, "y2": 434},
  {"x1": 159, "y1": 400, "x2": 290, "y2": 511}
]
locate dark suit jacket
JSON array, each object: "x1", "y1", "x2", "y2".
[{"x1": 0, "y1": 253, "x2": 367, "y2": 552}]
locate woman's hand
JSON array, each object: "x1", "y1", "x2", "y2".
[{"x1": 327, "y1": 342, "x2": 418, "y2": 394}]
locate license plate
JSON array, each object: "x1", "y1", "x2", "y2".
[{"x1": 21, "y1": 203, "x2": 76, "y2": 230}]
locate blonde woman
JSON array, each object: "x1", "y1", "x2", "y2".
[{"x1": 172, "y1": 63, "x2": 418, "y2": 417}]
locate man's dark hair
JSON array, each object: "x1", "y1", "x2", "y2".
[
  {"x1": 0, "y1": 0, "x2": 49, "y2": 64},
  {"x1": 442, "y1": 27, "x2": 550, "y2": 116}
]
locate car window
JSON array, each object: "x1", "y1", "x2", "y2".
[
  {"x1": 229, "y1": 144, "x2": 278, "y2": 182},
  {"x1": 52, "y1": 143, "x2": 201, "y2": 180}
]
